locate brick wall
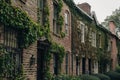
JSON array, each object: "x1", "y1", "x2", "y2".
[
  {"x1": 11, "y1": 0, "x2": 38, "y2": 80},
  {"x1": 48, "y1": 0, "x2": 72, "y2": 75},
  {"x1": 22, "y1": 41, "x2": 37, "y2": 80},
  {"x1": 109, "y1": 21, "x2": 118, "y2": 70},
  {"x1": 12, "y1": 0, "x2": 38, "y2": 22}
]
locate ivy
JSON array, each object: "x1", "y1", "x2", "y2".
[
  {"x1": 51, "y1": 42, "x2": 65, "y2": 63},
  {"x1": 38, "y1": 0, "x2": 65, "y2": 79},
  {"x1": 0, "y1": 47, "x2": 25, "y2": 80},
  {"x1": 43, "y1": 4, "x2": 50, "y2": 39},
  {"x1": 0, "y1": 0, "x2": 43, "y2": 48},
  {"x1": 57, "y1": 0, "x2": 65, "y2": 38}
]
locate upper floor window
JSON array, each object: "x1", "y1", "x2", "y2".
[
  {"x1": 99, "y1": 34, "x2": 102, "y2": 48},
  {"x1": 4, "y1": 27, "x2": 18, "y2": 49},
  {"x1": 53, "y1": 3, "x2": 61, "y2": 34},
  {"x1": 80, "y1": 22, "x2": 85, "y2": 43},
  {"x1": 64, "y1": 11, "x2": 69, "y2": 35},
  {"x1": 37, "y1": 0, "x2": 44, "y2": 24},
  {"x1": 91, "y1": 32, "x2": 96, "y2": 47}
]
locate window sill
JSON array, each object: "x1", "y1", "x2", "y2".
[
  {"x1": 19, "y1": 0, "x2": 27, "y2": 4},
  {"x1": 53, "y1": 32, "x2": 61, "y2": 38}
]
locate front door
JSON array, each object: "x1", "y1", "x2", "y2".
[{"x1": 37, "y1": 40, "x2": 51, "y2": 80}]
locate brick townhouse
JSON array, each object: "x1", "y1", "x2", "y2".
[
  {"x1": 0, "y1": 0, "x2": 120, "y2": 80},
  {"x1": 0, "y1": 0, "x2": 72, "y2": 80}
]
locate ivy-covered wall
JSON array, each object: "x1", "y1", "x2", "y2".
[
  {"x1": 117, "y1": 39, "x2": 120, "y2": 65},
  {"x1": 0, "y1": 0, "x2": 43, "y2": 48},
  {"x1": 48, "y1": 0, "x2": 72, "y2": 75},
  {"x1": 64, "y1": 0, "x2": 113, "y2": 74}
]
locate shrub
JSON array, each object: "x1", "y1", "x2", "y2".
[
  {"x1": 80, "y1": 74, "x2": 100, "y2": 80},
  {"x1": 105, "y1": 71, "x2": 120, "y2": 80},
  {"x1": 92, "y1": 73, "x2": 111, "y2": 80},
  {"x1": 52, "y1": 75, "x2": 81, "y2": 80},
  {"x1": 115, "y1": 66, "x2": 120, "y2": 73}
]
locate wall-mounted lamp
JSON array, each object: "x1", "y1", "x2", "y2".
[{"x1": 30, "y1": 55, "x2": 35, "y2": 67}]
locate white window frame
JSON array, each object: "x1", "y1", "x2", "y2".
[
  {"x1": 64, "y1": 11, "x2": 69, "y2": 35},
  {"x1": 92, "y1": 32, "x2": 96, "y2": 47},
  {"x1": 80, "y1": 22, "x2": 85, "y2": 43}
]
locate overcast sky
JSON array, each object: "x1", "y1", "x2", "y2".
[{"x1": 73, "y1": 0, "x2": 120, "y2": 23}]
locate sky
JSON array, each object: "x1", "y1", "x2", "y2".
[{"x1": 73, "y1": 0, "x2": 120, "y2": 23}]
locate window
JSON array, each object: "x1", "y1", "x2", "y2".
[
  {"x1": 71, "y1": 54, "x2": 74, "y2": 74},
  {"x1": 91, "y1": 32, "x2": 96, "y2": 47},
  {"x1": 19, "y1": 0, "x2": 27, "y2": 4},
  {"x1": 3, "y1": 26, "x2": 21, "y2": 76},
  {"x1": 76, "y1": 56, "x2": 79, "y2": 75},
  {"x1": 53, "y1": 3, "x2": 60, "y2": 34},
  {"x1": 37, "y1": 0, "x2": 44, "y2": 25},
  {"x1": 107, "y1": 40, "x2": 111, "y2": 51},
  {"x1": 65, "y1": 53, "x2": 69, "y2": 74},
  {"x1": 99, "y1": 34, "x2": 102, "y2": 48},
  {"x1": 53, "y1": 54, "x2": 58, "y2": 75},
  {"x1": 64, "y1": 11, "x2": 69, "y2": 34},
  {"x1": 4, "y1": 27, "x2": 18, "y2": 49},
  {"x1": 80, "y1": 22, "x2": 85, "y2": 43}
]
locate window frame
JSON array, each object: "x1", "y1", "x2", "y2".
[
  {"x1": 80, "y1": 22, "x2": 85, "y2": 43},
  {"x1": 64, "y1": 11, "x2": 70, "y2": 35}
]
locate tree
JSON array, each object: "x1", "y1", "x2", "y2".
[{"x1": 101, "y1": 7, "x2": 120, "y2": 28}]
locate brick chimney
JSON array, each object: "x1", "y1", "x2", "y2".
[
  {"x1": 109, "y1": 21, "x2": 116, "y2": 35},
  {"x1": 77, "y1": 2, "x2": 91, "y2": 15}
]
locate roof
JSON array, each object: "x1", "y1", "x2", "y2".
[{"x1": 63, "y1": 0, "x2": 93, "y2": 21}]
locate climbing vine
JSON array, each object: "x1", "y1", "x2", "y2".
[
  {"x1": 0, "y1": 46, "x2": 25, "y2": 80},
  {"x1": 56, "y1": 0, "x2": 65, "y2": 38},
  {"x1": 51, "y1": 42, "x2": 65, "y2": 63},
  {"x1": 38, "y1": 0, "x2": 65, "y2": 79},
  {"x1": 0, "y1": 0, "x2": 43, "y2": 48},
  {"x1": 71, "y1": 8, "x2": 111, "y2": 73}
]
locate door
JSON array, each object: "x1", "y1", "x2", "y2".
[{"x1": 82, "y1": 58, "x2": 86, "y2": 74}]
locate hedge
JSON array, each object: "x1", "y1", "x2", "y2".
[
  {"x1": 92, "y1": 73, "x2": 111, "y2": 80},
  {"x1": 80, "y1": 74, "x2": 100, "y2": 80},
  {"x1": 105, "y1": 71, "x2": 120, "y2": 80}
]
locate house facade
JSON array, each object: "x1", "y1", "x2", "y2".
[{"x1": 0, "y1": 0, "x2": 120, "y2": 80}]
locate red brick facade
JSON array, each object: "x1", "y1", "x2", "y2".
[
  {"x1": 109, "y1": 21, "x2": 118, "y2": 70},
  {"x1": 0, "y1": 0, "x2": 119, "y2": 80}
]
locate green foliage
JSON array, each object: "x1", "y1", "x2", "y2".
[
  {"x1": 105, "y1": 71, "x2": 120, "y2": 80},
  {"x1": 60, "y1": 32, "x2": 66, "y2": 38},
  {"x1": 115, "y1": 66, "x2": 120, "y2": 73},
  {"x1": 0, "y1": 1, "x2": 43, "y2": 48},
  {"x1": 43, "y1": 5, "x2": 50, "y2": 38},
  {"x1": 102, "y1": 7, "x2": 120, "y2": 28},
  {"x1": 57, "y1": 15, "x2": 64, "y2": 27},
  {"x1": 57, "y1": 0, "x2": 65, "y2": 38},
  {"x1": 51, "y1": 42, "x2": 65, "y2": 63},
  {"x1": 52, "y1": 75, "x2": 81, "y2": 80},
  {"x1": 80, "y1": 74, "x2": 100, "y2": 80},
  {"x1": 92, "y1": 74, "x2": 111, "y2": 80},
  {"x1": 0, "y1": 48, "x2": 25, "y2": 80}
]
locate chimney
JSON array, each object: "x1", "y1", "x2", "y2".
[
  {"x1": 77, "y1": 2, "x2": 91, "y2": 15},
  {"x1": 109, "y1": 21, "x2": 116, "y2": 35}
]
